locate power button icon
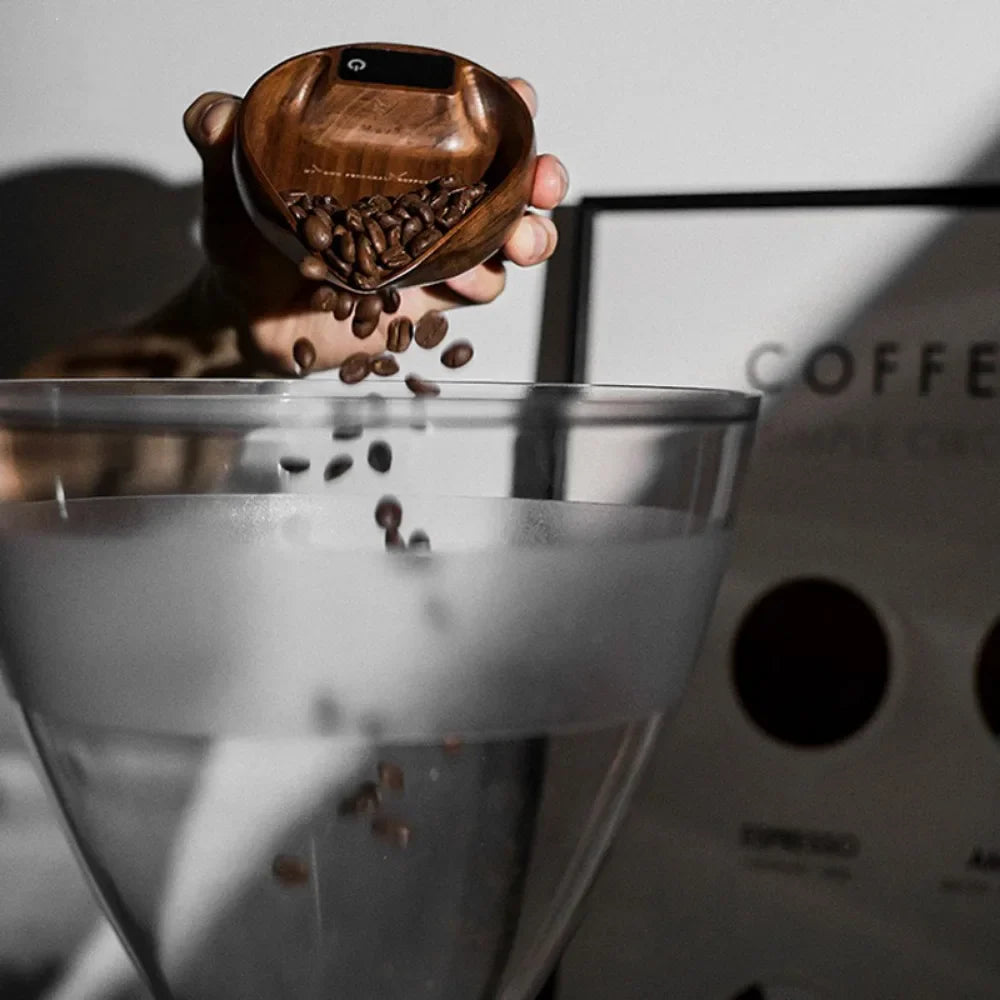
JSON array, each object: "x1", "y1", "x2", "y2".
[{"x1": 346, "y1": 58, "x2": 367, "y2": 72}]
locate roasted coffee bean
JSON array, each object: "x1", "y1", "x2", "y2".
[
  {"x1": 290, "y1": 204, "x2": 308, "y2": 221},
  {"x1": 451, "y1": 190, "x2": 475, "y2": 215},
  {"x1": 405, "y1": 374, "x2": 441, "y2": 397},
  {"x1": 324, "y1": 253, "x2": 353, "y2": 280},
  {"x1": 334, "y1": 231, "x2": 356, "y2": 265},
  {"x1": 344, "y1": 207, "x2": 365, "y2": 232},
  {"x1": 318, "y1": 194, "x2": 340, "y2": 212},
  {"x1": 415, "y1": 311, "x2": 448, "y2": 349},
  {"x1": 386, "y1": 317, "x2": 413, "y2": 353},
  {"x1": 352, "y1": 273, "x2": 380, "y2": 291},
  {"x1": 380, "y1": 245, "x2": 411, "y2": 270},
  {"x1": 312, "y1": 205, "x2": 332, "y2": 226},
  {"x1": 271, "y1": 854, "x2": 310, "y2": 887},
  {"x1": 375, "y1": 496, "x2": 402, "y2": 529},
  {"x1": 413, "y1": 200, "x2": 436, "y2": 227},
  {"x1": 441, "y1": 340, "x2": 474, "y2": 369},
  {"x1": 376, "y1": 212, "x2": 400, "y2": 232},
  {"x1": 310, "y1": 285, "x2": 337, "y2": 312},
  {"x1": 339, "y1": 781, "x2": 381, "y2": 817},
  {"x1": 340, "y1": 352, "x2": 371, "y2": 384},
  {"x1": 367, "y1": 440, "x2": 392, "y2": 473},
  {"x1": 385, "y1": 526, "x2": 405, "y2": 550},
  {"x1": 391, "y1": 204, "x2": 411, "y2": 220},
  {"x1": 324, "y1": 455, "x2": 353, "y2": 481},
  {"x1": 371, "y1": 816, "x2": 411, "y2": 848},
  {"x1": 438, "y1": 174, "x2": 462, "y2": 190},
  {"x1": 438, "y1": 207, "x2": 463, "y2": 230},
  {"x1": 303, "y1": 212, "x2": 333, "y2": 251},
  {"x1": 352, "y1": 314, "x2": 379, "y2": 339},
  {"x1": 365, "y1": 218, "x2": 387, "y2": 254},
  {"x1": 401, "y1": 193, "x2": 426, "y2": 213},
  {"x1": 279, "y1": 456, "x2": 311, "y2": 474},
  {"x1": 355, "y1": 294, "x2": 383, "y2": 324},
  {"x1": 400, "y1": 216, "x2": 423, "y2": 245},
  {"x1": 377, "y1": 760, "x2": 405, "y2": 791},
  {"x1": 386, "y1": 226, "x2": 402, "y2": 247},
  {"x1": 408, "y1": 530, "x2": 431, "y2": 552},
  {"x1": 333, "y1": 290, "x2": 357, "y2": 320},
  {"x1": 430, "y1": 191, "x2": 450, "y2": 212},
  {"x1": 299, "y1": 254, "x2": 328, "y2": 281},
  {"x1": 370, "y1": 194, "x2": 393, "y2": 213},
  {"x1": 293, "y1": 337, "x2": 317, "y2": 373},
  {"x1": 468, "y1": 182, "x2": 488, "y2": 201},
  {"x1": 379, "y1": 286, "x2": 401, "y2": 314},
  {"x1": 371, "y1": 355, "x2": 399, "y2": 377},
  {"x1": 409, "y1": 227, "x2": 443, "y2": 256}
]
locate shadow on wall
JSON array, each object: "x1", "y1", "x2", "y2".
[{"x1": 0, "y1": 164, "x2": 203, "y2": 378}]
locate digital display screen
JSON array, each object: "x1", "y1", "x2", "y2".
[{"x1": 338, "y1": 47, "x2": 456, "y2": 90}]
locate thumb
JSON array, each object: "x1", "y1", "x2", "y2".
[{"x1": 182, "y1": 92, "x2": 243, "y2": 212}]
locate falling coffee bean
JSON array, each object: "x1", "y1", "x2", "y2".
[
  {"x1": 293, "y1": 337, "x2": 317, "y2": 373},
  {"x1": 279, "y1": 456, "x2": 310, "y2": 474},
  {"x1": 339, "y1": 781, "x2": 381, "y2": 817},
  {"x1": 271, "y1": 854, "x2": 310, "y2": 887},
  {"x1": 405, "y1": 374, "x2": 441, "y2": 397},
  {"x1": 333, "y1": 290, "x2": 356, "y2": 320},
  {"x1": 303, "y1": 212, "x2": 333, "y2": 252},
  {"x1": 380, "y1": 286, "x2": 401, "y2": 314},
  {"x1": 386, "y1": 317, "x2": 413, "y2": 353},
  {"x1": 340, "y1": 353, "x2": 371, "y2": 385},
  {"x1": 441, "y1": 341, "x2": 474, "y2": 369},
  {"x1": 375, "y1": 496, "x2": 402, "y2": 530},
  {"x1": 371, "y1": 816, "x2": 412, "y2": 849},
  {"x1": 324, "y1": 455, "x2": 354, "y2": 481},
  {"x1": 377, "y1": 760, "x2": 405, "y2": 792},
  {"x1": 355, "y1": 294, "x2": 383, "y2": 324},
  {"x1": 352, "y1": 314, "x2": 379, "y2": 339},
  {"x1": 299, "y1": 254, "x2": 328, "y2": 281},
  {"x1": 367, "y1": 441, "x2": 392, "y2": 473},
  {"x1": 408, "y1": 530, "x2": 431, "y2": 552},
  {"x1": 415, "y1": 311, "x2": 448, "y2": 349},
  {"x1": 310, "y1": 285, "x2": 336, "y2": 312},
  {"x1": 371, "y1": 355, "x2": 399, "y2": 377}
]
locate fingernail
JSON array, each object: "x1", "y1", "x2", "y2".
[
  {"x1": 199, "y1": 99, "x2": 231, "y2": 142},
  {"x1": 531, "y1": 218, "x2": 550, "y2": 259},
  {"x1": 556, "y1": 160, "x2": 570, "y2": 199}
]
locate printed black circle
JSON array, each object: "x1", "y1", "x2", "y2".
[
  {"x1": 975, "y1": 618, "x2": 1000, "y2": 737},
  {"x1": 732, "y1": 578, "x2": 890, "y2": 747}
]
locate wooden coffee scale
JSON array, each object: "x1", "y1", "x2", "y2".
[{"x1": 234, "y1": 41, "x2": 536, "y2": 294}]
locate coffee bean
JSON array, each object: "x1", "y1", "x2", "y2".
[
  {"x1": 451, "y1": 190, "x2": 475, "y2": 215},
  {"x1": 324, "y1": 253, "x2": 353, "y2": 280},
  {"x1": 363, "y1": 220, "x2": 385, "y2": 255},
  {"x1": 290, "y1": 204, "x2": 308, "y2": 221},
  {"x1": 377, "y1": 760, "x2": 404, "y2": 791},
  {"x1": 370, "y1": 194, "x2": 393, "y2": 213},
  {"x1": 438, "y1": 174, "x2": 462, "y2": 190},
  {"x1": 310, "y1": 285, "x2": 337, "y2": 311},
  {"x1": 430, "y1": 191, "x2": 450, "y2": 212},
  {"x1": 391, "y1": 204, "x2": 411, "y2": 220},
  {"x1": 299, "y1": 254, "x2": 328, "y2": 281},
  {"x1": 355, "y1": 294, "x2": 383, "y2": 324},
  {"x1": 339, "y1": 780, "x2": 381, "y2": 817},
  {"x1": 293, "y1": 337, "x2": 317, "y2": 373},
  {"x1": 318, "y1": 194, "x2": 340, "y2": 212},
  {"x1": 415, "y1": 311, "x2": 448, "y2": 349},
  {"x1": 386, "y1": 317, "x2": 413, "y2": 353},
  {"x1": 352, "y1": 273, "x2": 380, "y2": 291},
  {"x1": 409, "y1": 227, "x2": 443, "y2": 256},
  {"x1": 380, "y1": 286, "x2": 401, "y2": 314},
  {"x1": 279, "y1": 456, "x2": 311, "y2": 474},
  {"x1": 352, "y1": 313, "x2": 379, "y2": 339},
  {"x1": 380, "y1": 245, "x2": 411, "y2": 270},
  {"x1": 400, "y1": 216, "x2": 423, "y2": 245},
  {"x1": 408, "y1": 530, "x2": 431, "y2": 552},
  {"x1": 371, "y1": 816, "x2": 411, "y2": 848},
  {"x1": 333, "y1": 423, "x2": 362, "y2": 440},
  {"x1": 438, "y1": 207, "x2": 463, "y2": 230},
  {"x1": 344, "y1": 207, "x2": 365, "y2": 232},
  {"x1": 323, "y1": 455, "x2": 353, "y2": 481},
  {"x1": 367, "y1": 441, "x2": 392, "y2": 473},
  {"x1": 340, "y1": 353, "x2": 371, "y2": 384},
  {"x1": 371, "y1": 355, "x2": 399, "y2": 377},
  {"x1": 375, "y1": 496, "x2": 402, "y2": 529},
  {"x1": 385, "y1": 526, "x2": 405, "y2": 550},
  {"x1": 334, "y1": 231, "x2": 356, "y2": 264},
  {"x1": 386, "y1": 226, "x2": 402, "y2": 247},
  {"x1": 400, "y1": 193, "x2": 426, "y2": 213},
  {"x1": 405, "y1": 374, "x2": 441, "y2": 397},
  {"x1": 468, "y1": 182, "x2": 488, "y2": 201},
  {"x1": 303, "y1": 212, "x2": 332, "y2": 252},
  {"x1": 376, "y1": 212, "x2": 400, "y2": 232},
  {"x1": 441, "y1": 340, "x2": 474, "y2": 369},
  {"x1": 271, "y1": 854, "x2": 310, "y2": 887},
  {"x1": 333, "y1": 290, "x2": 356, "y2": 320},
  {"x1": 413, "y1": 200, "x2": 436, "y2": 227}
]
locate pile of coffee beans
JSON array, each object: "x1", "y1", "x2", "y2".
[{"x1": 282, "y1": 175, "x2": 489, "y2": 292}]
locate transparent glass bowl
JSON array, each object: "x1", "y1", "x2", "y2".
[{"x1": 0, "y1": 379, "x2": 757, "y2": 1000}]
